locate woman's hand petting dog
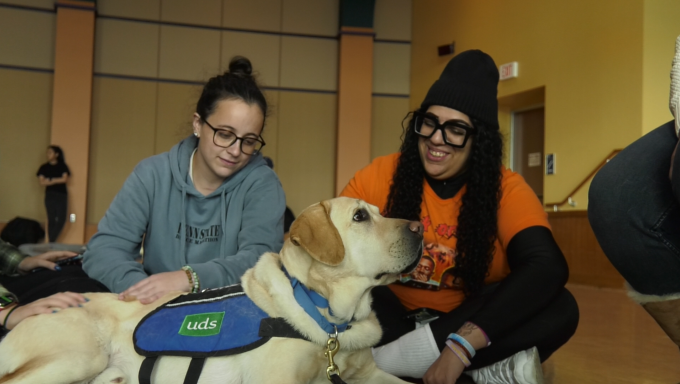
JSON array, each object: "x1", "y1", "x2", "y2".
[
  {"x1": 119, "y1": 271, "x2": 192, "y2": 304},
  {"x1": 423, "y1": 347, "x2": 465, "y2": 384},
  {"x1": 1, "y1": 292, "x2": 87, "y2": 330},
  {"x1": 17, "y1": 251, "x2": 79, "y2": 273}
]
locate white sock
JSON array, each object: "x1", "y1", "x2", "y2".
[{"x1": 371, "y1": 323, "x2": 441, "y2": 378}]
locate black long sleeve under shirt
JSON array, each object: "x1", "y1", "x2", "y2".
[{"x1": 426, "y1": 176, "x2": 569, "y2": 341}]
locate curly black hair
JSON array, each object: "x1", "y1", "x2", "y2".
[{"x1": 384, "y1": 112, "x2": 503, "y2": 298}]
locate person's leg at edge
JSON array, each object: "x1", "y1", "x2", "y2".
[{"x1": 589, "y1": 122, "x2": 680, "y2": 350}]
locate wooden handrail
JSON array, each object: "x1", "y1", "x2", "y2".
[{"x1": 544, "y1": 149, "x2": 622, "y2": 208}]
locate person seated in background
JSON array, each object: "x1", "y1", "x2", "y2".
[
  {"x1": 341, "y1": 50, "x2": 579, "y2": 384},
  {"x1": 589, "y1": 35, "x2": 680, "y2": 352},
  {"x1": 83, "y1": 57, "x2": 286, "y2": 305},
  {"x1": 0, "y1": 238, "x2": 90, "y2": 336}
]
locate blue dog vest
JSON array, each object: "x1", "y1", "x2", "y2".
[{"x1": 134, "y1": 284, "x2": 305, "y2": 384}]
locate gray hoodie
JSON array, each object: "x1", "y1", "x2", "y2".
[{"x1": 83, "y1": 135, "x2": 285, "y2": 293}]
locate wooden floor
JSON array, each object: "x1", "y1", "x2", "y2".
[{"x1": 543, "y1": 284, "x2": 680, "y2": 384}]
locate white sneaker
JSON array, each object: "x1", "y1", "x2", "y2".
[{"x1": 464, "y1": 346, "x2": 544, "y2": 384}]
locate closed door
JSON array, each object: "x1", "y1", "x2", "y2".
[{"x1": 512, "y1": 108, "x2": 545, "y2": 202}]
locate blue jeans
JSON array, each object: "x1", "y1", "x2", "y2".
[{"x1": 589, "y1": 121, "x2": 680, "y2": 295}]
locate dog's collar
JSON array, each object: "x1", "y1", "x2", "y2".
[{"x1": 282, "y1": 268, "x2": 350, "y2": 334}]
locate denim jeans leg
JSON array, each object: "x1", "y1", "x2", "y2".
[{"x1": 589, "y1": 121, "x2": 680, "y2": 295}]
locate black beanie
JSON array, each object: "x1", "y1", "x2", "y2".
[{"x1": 421, "y1": 50, "x2": 499, "y2": 128}]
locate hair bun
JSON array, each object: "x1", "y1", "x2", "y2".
[{"x1": 228, "y1": 56, "x2": 253, "y2": 77}]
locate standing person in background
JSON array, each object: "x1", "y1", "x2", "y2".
[
  {"x1": 83, "y1": 57, "x2": 286, "y2": 305},
  {"x1": 37, "y1": 145, "x2": 70, "y2": 243},
  {"x1": 341, "y1": 50, "x2": 578, "y2": 384}
]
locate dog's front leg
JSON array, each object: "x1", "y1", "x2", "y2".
[
  {"x1": 90, "y1": 367, "x2": 128, "y2": 384},
  {"x1": 338, "y1": 349, "x2": 410, "y2": 384},
  {"x1": 350, "y1": 368, "x2": 411, "y2": 384}
]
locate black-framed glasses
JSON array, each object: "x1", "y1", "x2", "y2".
[
  {"x1": 409, "y1": 111, "x2": 476, "y2": 148},
  {"x1": 201, "y1": 117, "x2": 265, "y2": 155}
]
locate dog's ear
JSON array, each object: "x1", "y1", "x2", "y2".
[{"x1": 289, "y1": 200, "x2": 345, "y2": 266}]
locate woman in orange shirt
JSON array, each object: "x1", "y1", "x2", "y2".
[{"x1": 341, "y1": 50, "x2": 578, "y2": 384}]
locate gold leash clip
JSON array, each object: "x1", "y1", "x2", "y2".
[{"x1": 325, "y1": 327, "x2": 340, "y2": 381}]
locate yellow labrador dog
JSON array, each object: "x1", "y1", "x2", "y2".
[{"x1": 0, "y1": 197, "x2": 423, "y2": 384}]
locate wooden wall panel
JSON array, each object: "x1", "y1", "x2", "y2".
[
  {"x1": 259, "y1": 90, "x2": 280, "y2": 166},
  {"x1": 0, "y1": 69, "x2": 52, "y2": 223},
  {"x1": 159, "y1": 25, "x2": 220, "y2": 82},
  {"x1": 373, "y1": 42, "x2": 411, "y2": 95},
  {"x1": 1, "y1": 0, "x2": 53, "y2": 9},
  {"x1": 548, "y1": 211, "x2": 625, "y2": 289},
  {"x1": 374, "y1": 0, "x2": 412, "y2": 41},
  {"x1": 94, "y1": 19, "x2": 160, "y2": 78},
  {"x1": 282, "y1": 0, "x2": 338, "y2": 36},
  {"x1": 277, "y1": 91, "x2": 336, "y2": 216},
  {"x1": 97, "y1": 0, "x2": 160, "y2": 20},
  {"x1": 154, "y1": 82, "x2": 202, "y2": 155},
  {"x1": 336, "y1": 29, "x2": 373, "y2": 196},
  {"x1": 88, "y1": 78, "x2": 158, "y2": 224},
  {"x1": 222, "y1": 0, "x2": 281, "y2": 31},
  {"x1": 0, "y1": 7, "x2": 55, "y2": 69},
  {"x1": 221, "y1": 31, "x2": 281, "y2": 87},
  {"x1": 161, "y1": 0, "x2": 222, "y2": 27},
  {"x1": 371, "y1": 96, "x2": 409, "y2": 159},
  {"x1": 280, "y1": 36, "x2": 338, "y2": 91}
]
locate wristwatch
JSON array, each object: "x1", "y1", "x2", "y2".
[{"x1": 0, "y1": 294, "x2": 17, "y2": 310}]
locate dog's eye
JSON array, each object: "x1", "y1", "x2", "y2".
[{"x1": 353, "y1": 209, "x2": 368, "y2": 222}]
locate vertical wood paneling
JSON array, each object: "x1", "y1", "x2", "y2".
[
  {"x1": 50, "y1": 3, "x2": 96, "y2": 244},
  {"x1": 0, "y1": 69, "x2": 52, "y2": 224},
  {"x1": 548, "y1": 211, "x2": 624, "y2": 288}
]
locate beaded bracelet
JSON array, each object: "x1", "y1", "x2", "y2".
[
  {"x1": 445, "y1": 339, "x2": 471, "y2": 367},
  {"x1": 447, "y1": 333, "x2": 476, "y2": 358},
  {"x1": 181, "y1": 266, "x2": 200, "y2": 293}
]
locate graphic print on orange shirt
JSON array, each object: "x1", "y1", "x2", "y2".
[{"x1": 398, "y1": 216, "x2": 462, "y2": 291}]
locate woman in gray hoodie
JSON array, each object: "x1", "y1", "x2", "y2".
[{"x1": 83, "y1": 57, "x2": 286, "y2": 304}]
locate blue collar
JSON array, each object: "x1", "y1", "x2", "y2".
[{"x1": 283, "y1": 268, "x2": 350, "y2": 334}]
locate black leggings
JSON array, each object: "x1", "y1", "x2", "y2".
[
  {"x1": 0, "y1": 265, "x2": 109, "y2": 304},
  {"x1": 371, "y1": 284, "x2": 579, "y2": 370},
  {"x1": 45, "y1": 190, "x2": 68, "y2": 242}
]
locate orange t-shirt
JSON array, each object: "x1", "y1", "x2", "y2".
[{"x1": 340, "y1": 153, "x2": 550, "y2": 313}]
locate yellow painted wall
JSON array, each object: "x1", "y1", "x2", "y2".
[
  {"x1": 642, "y1": 0, "x2": 680, "y2": 135},
  {"x1": 412, "y1": 0, "x2": 646, "y2": 211}
]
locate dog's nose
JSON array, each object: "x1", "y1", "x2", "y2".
[{"x1": 408, "y1": 221, "x2": 423, "y2": 235}]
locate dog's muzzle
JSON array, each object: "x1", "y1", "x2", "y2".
[{"x1": 401, "y1": 241, "x2": 423, "y2": 274}]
